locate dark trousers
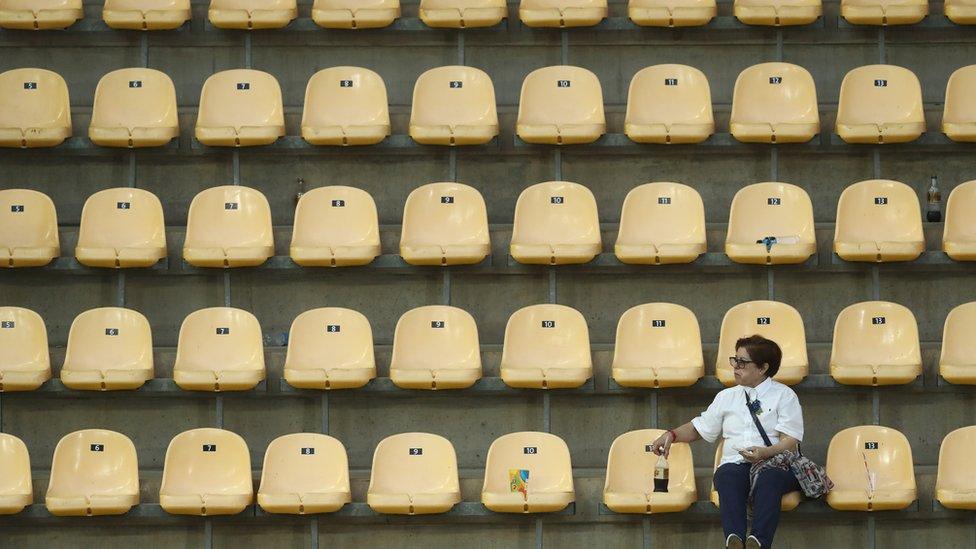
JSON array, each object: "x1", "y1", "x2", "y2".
[{"x1": 713, "y1": 462, "x2": 801, "y2": 548}]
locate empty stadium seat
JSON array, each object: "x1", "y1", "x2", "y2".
[
  {"x1": 390, "y1": 305, "x2": 482, "y2": 389},
  {"x1": 733, "y1": 0, "x2": 821, "y2": 25},
  {"x1": 715, "y1": 300, "x2": 808, "y2": 386},
  {"x1": 183, "y1": 185, "x2": 274, "y2": 268},
  {"x1": 519, "y1": 0, "x2": 607, "y2": 26},
  {"x1": 419, "y1": 0, "x2": 506, "y2": 27},
  {"x1": 840, "y1": 0, "x2": 927, "y2": 24},
  {"x1": 625, "y1": 65, "x2": 714, "y2": 144},
  {"x1": 0, "y1": 188, "x2": 60, "y2": 268},
  {"x1": 367, "y1": 433, "x2": 460, "y2": 515},
  {"x1": 301, "y1": 67, "x2": 390, "y2": 146},
  {"x1": 730, "y1": 63, "x2": 820, "y2": 143},
  {"x1": 510, "y1": 181, "x2": 601, "y2": 265},
  {"x1": 195, "y1": 70, "x2": 284, "y2": 147},
  {"x1": 500, "y1": 304, "x2": 593, "y2": 389},
  {"x1": 160, "y1": 428, "x2": 253, "y2": 515},
  {"x1": 0, "y1": 68, "x2": 71, "y2": 148},
  {"x1": 482, "y1": 432, "x2": 574, "y2": 513},
  {"x1": 614, "y1": 182, "x2": 706, "y2": 265},
  {"x1": 830, "y1": 301, "x2": 921, "y2": 386},
  {"x1": 628, "y1": 0, "x2": 715, "y2": 26},
  {"x1": 409, "y1": 66, "x2": 498, "y2": 146},
  {"x1": 258, "y1": 433, "x2": 351, "y2": 514},
  {"x1": 312, "y1": 0, "x2": 399, "y2": 28},
  {"x1": 833, "y1": 179, "x2": 924, "y2": 262},
  {"x1": 611, "y1": 303, "x2": 704, "y2": 388},
  {"x1": 942, "y1": 65, "x2": 976, "y2": 142},
  {"x1": 604, "y1": 429, "x2": 696, "y2": 513},
  {"x1": 174, "y1": 307, "x2": 266, "y2": 391},
  {"x1": 936, "y1": 426, "x2": 976, "y2": 509},
  {"x1": 45, "y1": 429, "x2": 139, "y2": 516},
  {"x1": 89, "y1": 68, "x2": 179, "y2": 148},
  {"x1": 102, "y1": 0, "x2": 190, "y2": 29},
  {"x1": 826, "y1": 426, "x2": 916, "y2": 511},
  {"x1": 0, "y1": 434, "x2": 32, "y2": 514},
  {"x1": 710, "y1": 440, "x2": 801, "y2": 510},
  {"x1": 944, "y1": 180, "x2": 976, "y2": 260},
  {"x1": 725, "y1": 182, "x2": 816, "y2": 264},
  {"x1": 0, "y1": 0, "x2": 82, "y2": 29},
  {"x1": 290, "y1": 186, "x2": 380, "y2": 267},
  {"x1": 836, "y1": 65, "x2": 924, "y2": 144},
  {"x1": 939, "y1": 302, "x2": 976, "y2": 384},
  {"x1": 400, "y1": 182, "x2": 490, "y2": 266},
  {"x1": 284, "y1": 307, "x2": 376, "y2": 389},
  {"x1": 76, "y1": 188, "x2": 167, "y2": 268},
  {"x1": 517, "y1": 66, "x2": 605, "y2": 145},
  {"x1": 208, "y1": 0, "x2": 296, "y2": 28},
  {"x1": 945, "y1": 0, "x2": 976, "y2": 23},
  {"x1": 0, "y1": 306, "x2": 51, "y2": 391},
  {"x1": 61, "y1": 307, "x2": 154, "y2": 391}
]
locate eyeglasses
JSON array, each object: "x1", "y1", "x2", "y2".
[{"x1": 728, "y1": 357, "x2": 756, "y2": 370}]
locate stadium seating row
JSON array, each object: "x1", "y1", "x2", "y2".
[
  {"x1": 2, "y1": 425, "x2": 974, "y2": 517},
  {"x1": 4, "y1": 298, "x2": 976, "y2": 392},
  {"x1": 3, "y1": 63, "x2": 975, "y2": 148}
]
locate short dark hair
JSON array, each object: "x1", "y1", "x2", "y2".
[{"x1": 735, "y1": 335, "x2": 782, "y2": 379}]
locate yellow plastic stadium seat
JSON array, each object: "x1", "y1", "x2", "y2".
[
  {"x1": 45, "y1": 430, "x2": 139, "y2": 516},
  {"x1": 174, "y1": 307, "x2": 266, "y2": 391},
  {"x1": 625, "y1": 65, "x2": 713, "y2": 144},
  {"x1": 195, "y1": 70, "x2": 284, "y2": 147},
  {"x1": 419, "y1": 0, "x2": 506, "y2": 27},
  {"x1": 833, "y1": 179, "x2": 923, "y2": 262},
  {"x1": 0, "y1": 307, "x2": 51, "y2": 392},
  {"x1": 939, "y1": 302, "x2": 976, "y2": 384},
  {"x1": 390, "y1": 305, "x2": 482, "y2": 389},
  {"x1": 482, "y1": 432, "x2": 574, "y2": 513},
  {"x1": 61, "y1": 307, "x2": 154, "y2": 391},
  {"x1": 942, "y1": 66, "x2": 976, "y2": 142},
  {"x1": 734, "y1": 0, "x2": 821, "y2": 25},
  {"x1": 301, "y1": 67, "x2": 390, "y2": 146},
  {"x1": 0, "y1": 0, "x2": 82, "y2": 29},
  {"x1": 89, "y1": 69, "x2": 179, "y2": 148},
  {"x1": 725, "y1": 182, "x2": 816, "y2": 265},
  {"x1": 410, "y1": 66, "x2": 498, "y2": 146},
  {"x1": 936, "y1": 427, "x2": 976, "y2": 509},
  {"x1": 160, "y1": 428, "x2": 253, "y2": 515},
  {"x1": 510, "y1": 181, "x2": 601, "y2": 265},
  {"x1": 367, "y1": 433, "x2": 460, "y2": 515},
  {"x1": 611, "y1": 303, "x2": 704, "y2": 388},
  {"x1": 519, "y1": 0, "x2": 606, "y2": 26},
  {"x1": 258, "y1": 433, "x2": 351, "y2": 514},
  {"x1": 183, "y1": 185, "x2": 274, "y2": 268},
  {"x1": 945, "y1": 0, "x2": 976, "y2": 23},
  {"x1": 628, "y1": 0, "x2": 715, "y2": 26},
  {"x1": 615, "y1": 182, "x2": 706, "y2": 265},
  {"x1": 284, "y1": 307, "x2": 376, "y2": 389},
  {"x1": 500, "y1": 304, "x2": 593, "y2": 389},
  {"x1": 517, "y1": 66, "x2": 605, "y2": 145},
  {"x1": 290, "y1": 186, "x2": 380, "y2": 267},
  {"x1": 0, "y1": 189, "x2": 60, "y2": 268},
  {"x1": 0, "y1": 69, "x2": 71, "y2": 148},
  {"x1": 400, "y1": 182, "x2": 490, "y2": 266},
  {"x1": 312, "y1": 0, "x2": 399, "y2": 28},
  {"x1": 830, "y1": 301, "x2": 921, "y2": 386},
  {"x1": 730, "y1": 63, "x2": 819, "y2": 143},
  {"x1": 710, "y1": 440, "x2": 801, "y2": 510},
  {"x1": 715, "y1": 300, "x2": 809, "y2": 386},
  {"x1": 208, "y1": 0, "x2": 295, "y2": 28},
  {"x1": 103, "y1": 0, "x2": 190, "y2": 30},
  {"x1": 826, "y1": 426, "x2": 916, "y2": 510},
  {"x1": 836, "y1": 65, "x2": 924, "y2": 143},
  {"x1": 944, "y1": 180, "x2": 976, "y2": 260},
  {"x1": 76, "y1": 188, "x2": 166, "y2": 268},
  {"x1": 840, "y1": 0, "x2": 926, "y2": 24},
  {"x1": 0, "y1": 434, "x2": 32, "y2": 514},
  {"x1": 604, "y1": 429, "x2": 696, "y2": 513}
]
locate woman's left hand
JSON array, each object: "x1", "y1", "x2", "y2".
[{"x1": 738, "y1": 446, "x2": 769, "y2": 463}]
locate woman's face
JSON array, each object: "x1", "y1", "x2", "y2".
[{"x1": 731, "y1": 347, "x2": 769, "y2": 388}]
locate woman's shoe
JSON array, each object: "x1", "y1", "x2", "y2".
[
  {"x1": 745, "y1": 535, "x2": 762, "y2": 549},
  {"x1": 726, "y1": 534, "x2": 744, "y2": 549}
]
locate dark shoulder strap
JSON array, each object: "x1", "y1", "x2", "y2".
[{"x1": 745, "y1": 390, "x2": 773, "y2": 447}]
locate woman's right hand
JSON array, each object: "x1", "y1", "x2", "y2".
[{"x1": 649, "y1": 431, "x2": 674, "y2": 458}]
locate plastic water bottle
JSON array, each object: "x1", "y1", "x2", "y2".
[
  {"x1": 927, "y1": 175, "x2": 942, "y2": 222},
  {"x1": 653, "y1": 454, "x2": 669, "y2": 493}
]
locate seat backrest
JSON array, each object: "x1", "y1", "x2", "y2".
[
  {"x1": 511, "y1": 181, "x2": 600, "y2": 247},
  {"x1": 259, "y1": 433, "x2": 349, "y2": 495},
  {"x1": 91, "y1": 68, "x2": 178, "y2": 130},
  {"x1": 285, "y1": 307, "x2": 374, "y2": 370},
  {"x1": 185, "y1": 185, "x2": 273, "y2": 250},
  {"x1": 943, "y1": 65, "x2": 976, "y2": 125},
  {"x1": 940, "y1": 301, "x2": 976, "y2": 367},
  {"x1": 834, "y1": 179, "x2": 922, "y2": 245},
  {"x1": 103, "y1": 0, "x2": 191, "y2": 12},
  {"x1": 826, "y1": 426, "x2": 915, "y2": 493},
  {"x1": 0, "y1": 434, "x2": 31, "y2": 499},
  {"x1": 604, "y1": 429, "x2": 694, "y2": 495},
  {"x1": 517, "y1": 66, "x2": 604, "y2": 127},
  {"x1": 0, "y1": 68, "x2": 71, "y2": 133},
  {"x1": 0, "y1": 306, "x2": 49, "y2": 373},
  {"x1": 48, "y1": 429, "x2": 139, "y2": 497},
  {"x1": 197, "y1": 69, "x2": 283, "y2": 130},
  {"x1": 731, "y1": 63, "x2": 818, "y2": 126},
  {"x1": 0, "y1": 189, "x2": 59, "y2": 253},
  {"x1": 837, "y1": 65, "x2": 923, "y2": 126},
  {"x1": 831, "y1": 301, "x2": 919, "y2": 366},
  {"x1": 175, "y1": 307, "x2": 264, "y2": 372},
  {"x1": 410, "y1": 66, "x2": 498, "y2": 128},
  {"x1": 715, "y1": 300, "x2": 808, "y2": 374},
  {"x1": 944, "y1": 180, "x2": 976, "y2": 244},
  {"x1": 616, "y1": 182, "x2": 705, "y2": 246},
  {"x1": 726, "y1": 182, "x2": 815, "y2": 244},
  {"x1": 401, "y1": 182, "x2": 489, "y2": 248},
  {"x1": 501, "y1": 304, "x2": 591, "y2": 368},
  {"x1": 368, "y1": 432, "x2": 459, "y2": 495},
  {"x1": 291, "y1": 186, "x2": 379, "y2": 249},
  {"x1": 161, "y1": 428, "x2": 253, "y2": 496},
  {"x1": 626, "y1": 64, "x2": 712, "y2": 128},
  {"x1": 391, "y1": 305, "x2": 481, "y2": 371},
  {"x1": 483, "y1": 432, "x2": 573, "y2": 494},
  {"x1": 78, "y1": 188, "x2": 166, "y2": 251},
  {"x1": 521, "y1": 0, "x2": 605, "y2": 9},
  {"x1": 302, "y1": 67, "x2": 389, "y2": 129},
  {"x1": 612, "y1": 303, "x2": 702, "y2": 369},
  {"x1": 63, "y1": 307, "x2": 153, "y2": 373},
  {"x1": 936, "y1": 426, "x2": 976, "y2": 493}
]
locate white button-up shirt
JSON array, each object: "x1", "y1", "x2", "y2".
[{"x1": 691, "y1": 376, "x2": 804, "y2": 467}]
